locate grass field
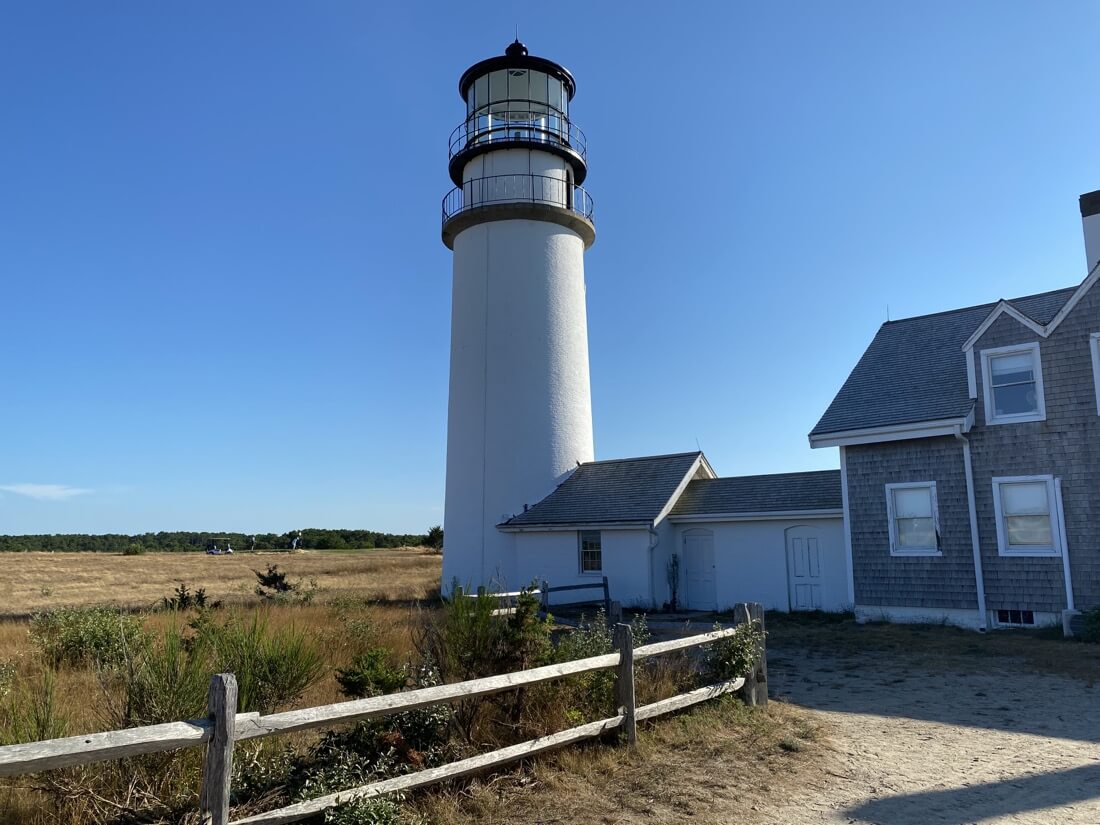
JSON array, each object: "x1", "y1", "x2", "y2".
[{"x1": 0, "y1": 548, "x2": 442, "y2": 615}]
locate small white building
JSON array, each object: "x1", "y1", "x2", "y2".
[{"x1": 495, "y1": 452, "x2": 848, "y2": 612}]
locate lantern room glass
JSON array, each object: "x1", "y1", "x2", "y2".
[{"x1": 464, "y1": 68, "x2": 570, "y2": 150}]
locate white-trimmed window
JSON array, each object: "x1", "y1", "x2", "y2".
[
  {"x1": 885, "y1": 482, "x2": 940, "y2": 556},
  {"x1": 980, "y1": 342, "x2": 1046, "y2": 425},
  {"x1": 1090, "y1": 332, "x2": 1100, "y2": 415},
  {"x1": 578, "y1": 530, "x2": 602, "y2": 573},
  {"x1": 992, "y1": 476, "x2": 1062, "y2": 557}
]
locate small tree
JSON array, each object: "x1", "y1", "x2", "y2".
[{"x1": 425, "y1": 525, "x2": 443, "y2": 550}]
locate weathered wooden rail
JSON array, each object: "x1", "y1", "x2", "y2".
[
  {"x1": 539, "y1": 576, "x2": 612, "y2": 617},
  {"x1": 0, "y1": 603, "x2": 766, "y2": 825}
]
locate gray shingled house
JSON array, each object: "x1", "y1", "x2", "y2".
[
  {"x1": 809, "y1": 189, "x2": 1100, "y2": 632},
  {"x1": 496, "y1": 452, "x2": 848, "y2": 613}
]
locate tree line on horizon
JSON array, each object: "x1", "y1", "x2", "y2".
[{"x1": 0, "y1": 527, "x2": 442, "y2": 554}]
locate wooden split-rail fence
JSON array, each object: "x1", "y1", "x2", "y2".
[{"x1": 0, "y1": 603, "x2": 767, "y2": 825}]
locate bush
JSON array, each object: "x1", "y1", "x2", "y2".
[
  {"x1": 0, "y1": 668, "x2": 68, "y2": 745},
  {"x1": 162, "y1": 582, "x2": 220, "y2": 611},
  {"x1": 702, "y1": 620, "x2": 766, "y2": 682},
  {"x1": 325, "y1": 794, "x2": 423, "y2": 825},
  {"x1": 1081, "y1": 607, "x2": 1100, "y2": 643},
  {"x1": 30, "y1": 606, "x2": 146, "y2": 669},
  {"x1": 336, "y1": 649, "x2": 407, "y2": 699},
  {"x1": 123, "y1": 543, "x2": 146, "y2": 556},
  {"x1": 255, "y1": 564, "x2": 319, "y2": 606}
]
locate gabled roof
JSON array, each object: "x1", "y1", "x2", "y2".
[
  {"x1": 669, "y1": 470, "x2": 842, "y2": 517},
  {"x1": 498, "y1": 452, "x2": 710, "y2": 530},
  {"x1": 809, "y1": 286, "x2": 1077, "y2": 441}
]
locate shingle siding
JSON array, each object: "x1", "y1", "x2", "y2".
[
  {"x1": 969, "y1": 281, "x2": 1100, "y2": 613},
  {"x1": 845, "y1": 438, "x2": 978, "y2": 610},
  {"x1": 841, "y1": 276, "x2": 1100, "y2": 617}
]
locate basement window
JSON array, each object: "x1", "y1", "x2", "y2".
[
  {"x1": 578, "y1": 531, "x2": 602, "y2": 574},
  {"x1": 996, "y1": 609, "x2": 1035, "y2": 627}
]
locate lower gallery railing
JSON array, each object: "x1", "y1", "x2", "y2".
[{"x1": 0, "y1": 603, "x2": 767, "y2": 825}]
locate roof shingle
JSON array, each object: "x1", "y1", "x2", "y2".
[
  {"x1": 500, "y1": 452, "x2": 703, "y2": 528},
  {"x1": 669, "y1": 470, "x2": 842, "y2": 516}
]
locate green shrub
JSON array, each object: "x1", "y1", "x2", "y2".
[
  {"x1": 122, "y1": 620, "x2": 212, "y2": 725},
  {"x1": 1081, "y1": 607, "x2": 1100, "y2": 643},
  {"x1": 702, "y1": 620, "x2": 765, "y2": 682},
  {"x1": 122, "y1": 543, "x2": 146, "y2": 556},
  {"x1": 30, "y1": 606, "x2": 146, "y2": 669},
  {"x1": 325, "y1": 794, "x2": 424, "y2": 825},
  {"x1": 336, "y1": 649, "x2": 407, "y2": 699},
  {"x1": 254, "y1": 564, "x2": 319, "y2": 605},
  {"x1": 162, "y1": 583, "x2": 220, "y2": 611}
]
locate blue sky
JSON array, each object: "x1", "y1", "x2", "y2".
[{"x1": 2, "y1": 2, "x2": 1098, "y2": 535}]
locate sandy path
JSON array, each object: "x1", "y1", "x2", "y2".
[{"x1": 760, "y1": 644, "x2": 1100, "y2": 824}]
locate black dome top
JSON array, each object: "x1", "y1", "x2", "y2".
[{"x1": 458, "y1": 42, "x2": 576, "y2": 100}]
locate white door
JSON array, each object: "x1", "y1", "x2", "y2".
[
  {"x1": 787, "y1": 526, "x2": 823, "y2": 610},
  {"x1": 683, "y1": 531, "x2": 717, "y2": 611}
]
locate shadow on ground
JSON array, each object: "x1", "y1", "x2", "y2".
[{"x1": 845, "y1": 762, "x2": 1100, "y2": 824}]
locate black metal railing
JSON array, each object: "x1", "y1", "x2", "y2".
[
  {"x1": 442, "y1": 174, "x2": 594, "y2": 225},
  {"x1": 448, "y1": 103, "x2": 587, "y2": 164}
]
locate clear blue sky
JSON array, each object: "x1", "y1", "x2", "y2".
[{"x1": 3, "y1": 2, "x2": 1098, "y2": 535}]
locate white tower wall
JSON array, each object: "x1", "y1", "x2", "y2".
[{"x1": 442, "y1": 215, "x2": 594, "y2": 589}]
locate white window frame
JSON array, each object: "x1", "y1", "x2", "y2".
[
  {"x1": 885, "y1": 481, "x2": 940, "y2": 556},
  {"x1": 578, "y1": 530, "x2": 602, "y2": 574},
  {"x1": 991, "y1": 475, "x2": 1062, "y2": 557},
  {"x1": 980, "y1": 342, "x2": 1046, "y2": 425},
  {"x1": 1090, "y1": 332, "x2": 1100, "y2": 416}
]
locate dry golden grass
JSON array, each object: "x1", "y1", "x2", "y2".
[
  {"x1": 0, "y1": 548, "x2": 442, "y2": 615},
  {"x1": 415, "y1": 698, "x2": 823, "y2": 825}
]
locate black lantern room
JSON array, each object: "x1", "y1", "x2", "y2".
[{"x1": 447, "y1": 40, "x2": 588, "y2": 187}]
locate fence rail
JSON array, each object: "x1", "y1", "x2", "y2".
[
  {"x1": 539, "y1": 576, "x2": 611, "y2": 618},
  {"x1": 0, "y1": 603, "x2": 766, "y2": 825}
]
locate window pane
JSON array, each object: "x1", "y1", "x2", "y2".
[
  {"x1": 489, "y1": 70, "x2": 506, "y2": 103},
  {"x1": 897, "y1": 517, "x2": 936, "y2": 548},
  {"x1": 474, "y1": 74, "x2": 488, "y2": 110},
  {"x1": 1005, "y1": 514, "x2": 1053, "y2": 546},
  {"x1": 507, "y1": 68, "x2": 528, "y2": 100},
  {"x1": 547, "y1": 77, "x2": 562, "y2": 113},
  {"x1": 579, "y1": 531, "x2": 601, "y2": 571},
  {"x1": 893, "y1": 487, "x2": 932, "y2": 518},
  {"x1": 992, "y1": 383, "x2": 1037, "y2": 415},
  {"x1": 530, "y1": 70, "x2": 548, "y2": 104},
  {"x1": 1001, "y1": 482, "x2": 1048, "y2": 515},
  {"x1": 991, "y1": 352, "x2": 1035, "y2": 385}
]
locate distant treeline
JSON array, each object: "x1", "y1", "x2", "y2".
[{"x1": 0, "y1": 529, "x2": 433, "y2": 554}]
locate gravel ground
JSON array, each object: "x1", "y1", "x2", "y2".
[{"x1": 759, "y1": 642, "x2": 1100, "y2": 824}]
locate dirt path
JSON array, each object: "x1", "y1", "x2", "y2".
[{"x1": 762, "y1": 643, "x2": 1100, "y2": 824}]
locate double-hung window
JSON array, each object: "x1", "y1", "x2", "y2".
[
  {"x1": 885, "y1": 482, "x2": 939, "y2": 556},
  {"x1": 578, "y1": 530, "x2": 602, "y2": 573},
  {"x1": 981, "y1": 343, "x2": 1046, "y2": 424},
  {"x1": 992, "y1": 476, "x2": 1062, "y2": 557}
]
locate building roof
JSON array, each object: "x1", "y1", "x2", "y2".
[
  {"x1": 669, "y1": 470, "x2": 842, "y2": 517},
  {"x1": 499, "y1": 452, "x2": 705, "y2": 529},
  {"x1": 809, "y1": 286, "x2": 1077, "y2": 438}
]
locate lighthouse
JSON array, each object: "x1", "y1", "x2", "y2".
[{"x1": 441, "y1": 41, "x2": 596, "y2": 590}]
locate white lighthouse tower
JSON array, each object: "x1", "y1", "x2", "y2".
[{"x1": 441, "y1": 41, "x2": 596, "y2": 590}]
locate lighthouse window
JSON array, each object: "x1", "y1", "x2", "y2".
[
  {"x1": 489, "y1": 70, "x2": 507, "y2": 104},
  {"x1": 579, "y1": 531, "x2": 602, "y2": 573},
  {"x1": 548, "y1": 76, "x2": 563, "y2": 114},
  {"x1": 531, "y1": 70, "x2": 548, "y2": 105},
  {"x1": 507, "y1": 68, "x2": 528, "y2": 100}
]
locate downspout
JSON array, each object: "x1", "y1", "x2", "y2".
[
  {"x1": 955, "y1": 426, "x2": 988, "y2": 631},
  {"x1": 1055, "y1": 478, "x2": 1075, "y2": 611},
  {"x1": 647, "y1": 524, "x2": 659, "y2": 610}
]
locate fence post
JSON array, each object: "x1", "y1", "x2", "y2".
[
  {"x1": 540, "y1": 579, "x2": 549, "y2": 614},
  {"x1": 736, "y1": 603, "x2": 768, "y2": 707},
  {"x1": 199, "y1": 673, "x2": 238, "y2": 825},
  {"x1": 613, "y1": 623, "x2": 636, "y2": 746},
  {"x1": 602, "y1": 576, "x2": 610, "y2": 617}
]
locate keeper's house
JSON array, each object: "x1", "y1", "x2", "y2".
[{"x1": 809, "y1": 189, "x2": 1100, "y2": 632}]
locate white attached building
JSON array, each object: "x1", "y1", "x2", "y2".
[{"x1": 495, "y1": 452, "x2": 849, "y2": 613}]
